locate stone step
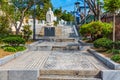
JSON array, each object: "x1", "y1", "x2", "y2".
[
  {"x1": 40, "y1": 70, "x2": 100, "y2": 77},
  {"x1": 36, "y1": 46, "x2": 52, "y2": 51},
  {"x1": 52, "y1": 46, "x2": 80, "y2": 51},
  {"x1": 55, "y1": 38, "x2": 75, "y2": 42},
  {"x1": 39, "y1": 75, "x2": 101, "y2": 80}
]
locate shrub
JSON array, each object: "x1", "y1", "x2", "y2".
[
  {"x1": 111, "y1": 54, "x2": 120, "y2": 62},
  {"x1": 2, "y1": 37, "x2": 25, "y2": 47},
  {"x1": 1, "y1": 45, "x2": 10, "y2": 49},
  {"x1": 80, "y1": 21, "x2": 112, "y2": 41},
  {"x1": 112, "y1": 49, "x2": 120, "y2": 54},
  {"x1": 14, "y1": 46, "x2": 26, "y2": 51},
  {"x1": 94, "y1": 38, "x2": 113, "y2": 49},
  {"x1": 4, "y1": 47, "x2": 17, "y2": 52},
  {"x1": 8, "y1": 35, "x2": 22, "y2": 38},
  {"x1": 113, "y1": 41, "x2": 120, "y2": 49}
]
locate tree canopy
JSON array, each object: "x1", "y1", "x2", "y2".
[
  {"x1": 0, "y1": 0, "x2": 52, "y2": 34},
  {"x1": 104, "y1": 0, "x2": 120, "y2": 42},
  {"x1": 54, "y1": 7, "x2": 74, "y2": 22},
  {"x1": 104, "y1": 0, "x2": 120, "y2": 13}
]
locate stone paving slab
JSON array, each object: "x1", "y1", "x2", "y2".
[
  {"x1": 42, "y1": 51, "x2": 109, "y2": 70},
  {"x1": 0, "y1": 51, "x2": 51, "y2": 70}
]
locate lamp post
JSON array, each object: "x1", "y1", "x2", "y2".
[
  {"x1": 33, "y1": 0, "x2": 44, "y2": 40},
  {"x1": 33, "y1": 0, "x2": 36, "y2": 40},
  {"x1": 74, "y1": 1, "x2": 80, "y2": 24},
  {"x1": 84, "y1": 0, "x2": 86, "y2": 24}
]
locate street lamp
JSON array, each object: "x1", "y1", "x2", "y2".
[
  {"x1": 75, "y1": 1, "x2": 80, "y2": 12},
  {"x1": 33, "y1": 0, "x2": 44, "y2": 40},
  {"x1": 74, "y1": 1, "x2": 80, "y2": 24}
]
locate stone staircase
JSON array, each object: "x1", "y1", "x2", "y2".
[
  {"x1": 34, "y1": 38, "x2": 80, "y2": 51},
  {"x1": 39, "y1": 69, "x2": 102, "y2": 80},
  {"x1": 37, "y1": 37, "x2": 103, "y2": 80}
]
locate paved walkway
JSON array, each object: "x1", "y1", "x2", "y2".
[
  {"x1": 0, "y1": 51, "x2": 50, "y2": 70},
  {"x1": 0, "y1": 43, "x2": 109, "y2": 71},
  {"x1": 43, "y1": 50, "x2": 109, "y2": 70}
]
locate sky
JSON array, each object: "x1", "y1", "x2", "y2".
[{"x1": 51, "y1": 0, "x2": 84, "y2": 12}]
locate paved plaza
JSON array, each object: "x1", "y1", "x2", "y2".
[
  {"x1": 0, "y1": 25, "x2": 114, "y2": 80},
  {"x1": 0, "y1": 25, "x2": 109, "y2": 71}
]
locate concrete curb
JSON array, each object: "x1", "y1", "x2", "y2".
[
  {"x1": 0, "y1": 41, "x2": 39, "y2": 66},
  {"x1": 88, "y1": 49, "x2": 120, "y2": 70},
  {"x1": 0, "y1": 49, "x2": 29, "y2": 66}
]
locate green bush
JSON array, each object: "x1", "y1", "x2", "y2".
[
  {"x1": 94, "y1": 38, "x2": 113, "y2": 49},
  {"x1": 2, "y1": 37, "x2": 25, "y2": 46},
  {"x1": 3, "y1": 46, "x2": 26, "y2": 52},
  {"x1": 8, "y1": 35, "x2": 22, "y2": 38},
  {"x1": 80, "y1": 21, "x2": 112, "y2": 41},
  {"x1": 112, "y1": 49, "x2": 120, "y2": 54},
  {"x1": 4, "y1": 47, "x2": 17, "y2": 52},
  {"x1": 1, "y1": 45, "x2": 10, "y2": 49},
  {"x1": 113, "y1": 41, "x2": 120, "y2": 49},
  {"x1": 111, "y1": 54, "x2": 120, "y2": 62},
  {"x1": 14, "y1": 46, "x2": 26, "y2": 51}
]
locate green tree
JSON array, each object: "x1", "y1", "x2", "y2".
[
  {"x1": 21, "y1": 25, "x2": 32, "y2": 41},
  {"x1": 104, "y1": 0, "x2": 120, "y2": 42},
  {"x1": 36, "y1": 0, "x2": 53, "y2": 20},
  {"x1": 0, "y1": 16, "x2": 10, "y2": 36},
  {"x1": 1, "y1": 0, "x2": 33, "y2": 34},
  {"x1": 1, "y1": 0, "x2": 52, "y2": 34},
  {"x1": 61, "y1": 11, "x2": 74, "y2": 22},
  {"x1": 54, "y1": 7, "x2": 62, "y2": 21}
]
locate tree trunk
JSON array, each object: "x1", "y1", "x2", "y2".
[
  {"x1": 97, "y1": 0, "x2": 101, "y2": 21},
  {"x1": 16, "y1": 17, "x2": 24, "y2": 35},
  {"x1": 113, "y1": 13, "x2": 116, "y2": 42},
  {"x1": 15, "y1": 8, "x2": 27, "y2": 35},
  {"x1": 16, "y1": 28, "x2": 19, "y2": 35},
  {"x1": 112, "y1": 13, "x2": 116, "y2": 50}
]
